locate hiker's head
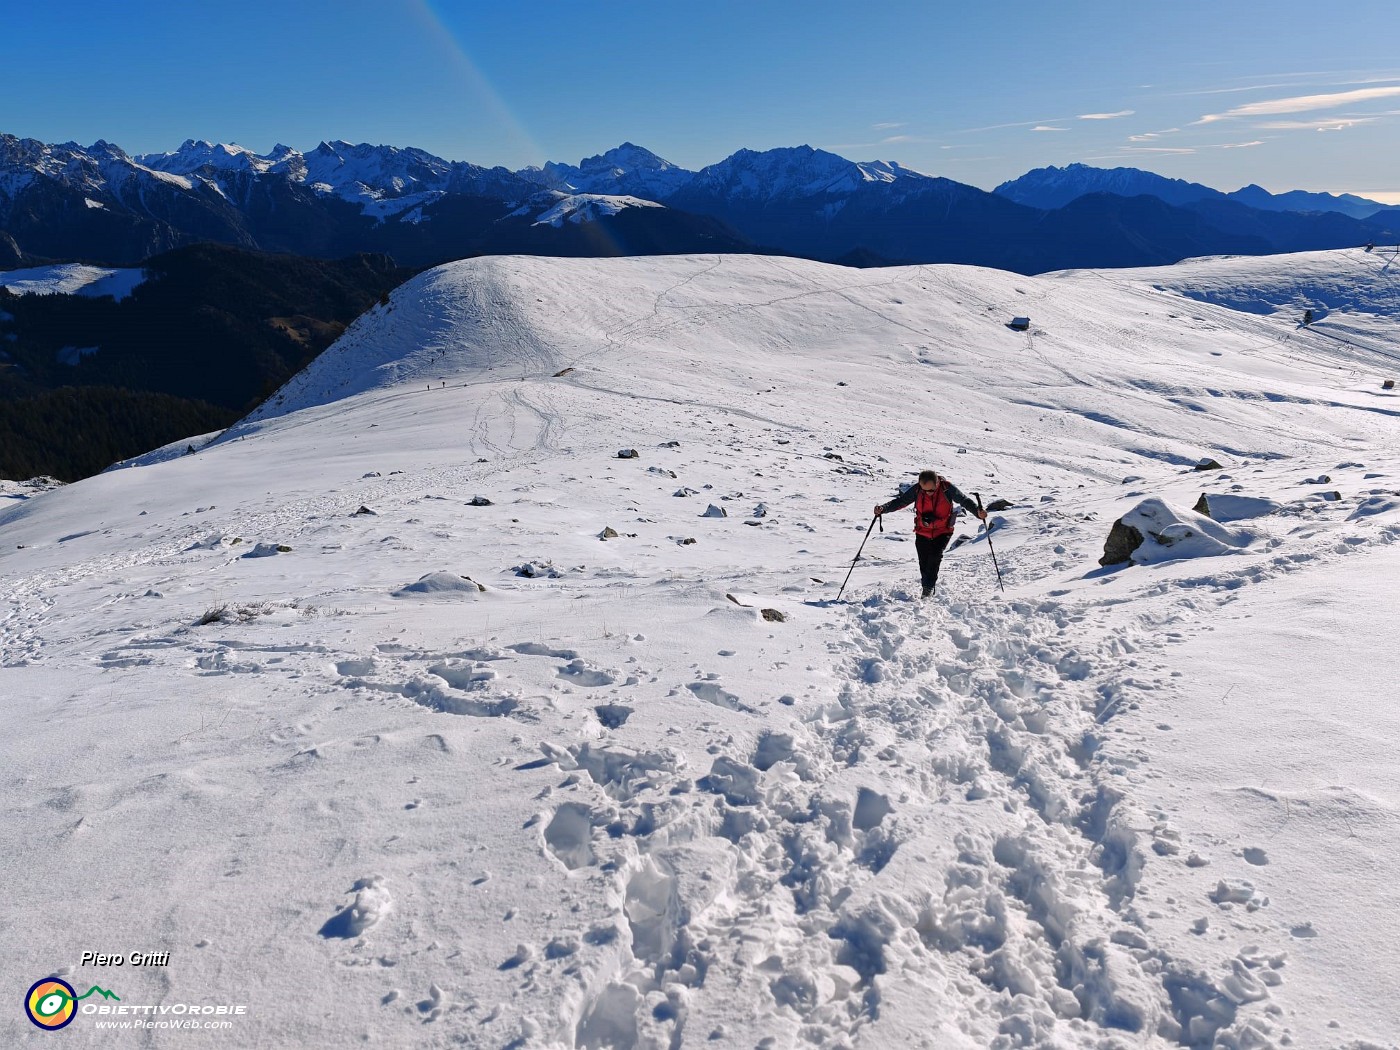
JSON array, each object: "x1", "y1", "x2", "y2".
[{"x1": 918, "y1": 470, "x2": 938, "y2": 489}]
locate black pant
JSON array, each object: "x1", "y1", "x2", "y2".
[{"x1": 916, "y1": 533, "x2": 952, "y2": 593}]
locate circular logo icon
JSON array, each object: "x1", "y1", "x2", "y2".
[{"x1": 26, "y1": 978, "x2": 77, "y2": 1030}]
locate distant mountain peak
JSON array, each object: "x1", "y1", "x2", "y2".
[
  {"x1": 994, "y1": 163, "x2": 1222, "y2": 210},
  {"x1": 686, "y1": 144, "x2": 928, "y2": 202},
  {"x1": 539, "y1": 143, "x2": 693, "y2": 199},
  {"x1": 138, "y1": 140, "x2": 270, "y2": 175},
  {"x1": 580, "y1": 143, "x2": 677, "y2": 170}
]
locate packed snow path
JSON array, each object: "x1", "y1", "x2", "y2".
[{"x1": 2, "y1": 251, "x2": 1398, "y2": 1048}]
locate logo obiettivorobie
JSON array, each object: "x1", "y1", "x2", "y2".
[{"x1": 25, "y1": 978, "x2": 120, "y2": 1030}]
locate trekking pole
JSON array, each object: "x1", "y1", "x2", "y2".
[
  {"x1": 835, "y1": 514, "x2": 881, "y2": 602},
  {"x1": 974, "y1": 493, "x2": 1005, "y2": 592}
]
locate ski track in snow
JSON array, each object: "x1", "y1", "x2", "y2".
[{"x1": 2, "y1": 250, "x2": 1398, "y2": 1048}]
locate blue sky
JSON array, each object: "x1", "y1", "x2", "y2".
[{"x1": 4, "y1": 0, "x2": 1399, "y2": 200}]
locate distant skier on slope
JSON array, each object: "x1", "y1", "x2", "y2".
[{"x1": 875, "y1": 469, "x2": 986, "y2": 598}]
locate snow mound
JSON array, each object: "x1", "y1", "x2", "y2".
[
  {"x1": 1348, "y1": 494, "x2": 1400, "y2": 520},
  {"x1": 242, "y1": 542, "x2": 290, "y2": 558},
  {"x1": 1118, "y1": 498, "x2": 1256, "y2": 565},
  {"x1": 318, "y1": 875, "x2": 392, "y2": 939},
  {"x1": 1198, "y1": 493, "x2": 1284, "y2": 522},
  {"x1": 393, "y1": 571, "x2": 485, "y2": 596}
]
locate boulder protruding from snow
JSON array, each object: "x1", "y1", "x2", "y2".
[
  {"x1": 1194, "y1": 458, "x2": 1224, "y2": 471},
  {"x1": 1100, "y1": 498, "x2": 1253, "y2": 567},
  {"x1": 616, "y1": 448, "x2": 639, "y2": 459},
  {"x1": 1099, "y1": 521, "x2": 1145, "y2": 566},
  {"x1": 702, "y1": 504, "x2": 727, "y2": 518},
  {"x1": 513, "y1": 562, "x2": 562, "y2": 579}
]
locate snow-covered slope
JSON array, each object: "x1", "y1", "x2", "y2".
[
  {"x1": 0, "y1": 262, "x2": 146, "y2": 300},
  {"x1": 522, "y1": 193, "x2": 666, "y2": 228},
  {"x1": 2, "y1": 250, "x2": 1398, "y2": 1048}
]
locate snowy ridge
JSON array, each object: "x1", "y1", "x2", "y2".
[
  {"x1": 134, "y1": 137, "x2": 534, "y2": 214},
  {"x1": 997, "y1": 163, "x2": 1392, "y2": 219},
  {"x1": 685, "y1": 145, "x2": 934, "y2": 202},
  {"x1": 996, "y1": 164, "x2": 1221, "y2": 210},
  {"x1": 0, "y1": 135, "x2": 195, "y2": 198},
  {"x1": 530, "y1": 193, "x2": 665, "y2": 227},
  {"x1": 0, "y1": 262, "x2": 146, "y2": 300},
  {"x1": 137, "y1": 139, "x2": 281, "y2": 176},
  {"x1": 2, "y1": 250, "x2": 1398, "y2": 1047}
]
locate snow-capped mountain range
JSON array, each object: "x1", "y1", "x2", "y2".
[
  {"x1": 996, "y1": 162, "x2": 1391, "y2": 219},
  {"x1": 2, "y1": 133, "x2": 1397, "y2": 272}
]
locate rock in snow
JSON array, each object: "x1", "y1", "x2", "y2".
[{"x1": 1101, "y1": 497, "x2": 1254, "y2": 566}]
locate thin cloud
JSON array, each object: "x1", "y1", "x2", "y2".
[
  {"x1": 1254, "y1": 115, "x2": 1383, "y2": 132},
  {"x1": 1178, "y1": 82, "x2": 1299, "y2": 97},
  {"x1": 1079, "y1": 110, "x2": 1134, "y2": 120},
  {"x1": 1122, "y1": 146, "x2": 1197, "y2": 154},
  {"x1": 826, "y1": 135, "x2": 924, "y2": 150},
  {"x1": 1254, "y1": 116, "x2": 1377, "y2": 131},
  {"x1": 1032, "y1": 126, "x2": 1069, "y2": 132},
  {"x1": 1172, "y1": 70, "x2": 1400, "y2": 98},
  {"x1": 954, "y1": 117, "x2": 1070, "y2": 134},
  {"x1": 1219, "y1": 140, "x2": 1265, "y2": 149},
  {"x1": 872, "y1": 122, "x2": 906, "y2": 130},
  {"x1": 1196, "y1": 85, "x2": 1400, "y2": 123}
]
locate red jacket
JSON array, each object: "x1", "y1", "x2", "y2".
[{"x1": 878, "y1": 475, "x2": 978, "y2": 539}]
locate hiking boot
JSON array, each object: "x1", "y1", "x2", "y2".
[{"x1": 921, "y1": 585, "x2": 933, "y2": 598}]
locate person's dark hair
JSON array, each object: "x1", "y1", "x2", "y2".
[{"x1": 918, "y1": 470, "x2": 938, "y2": 484}]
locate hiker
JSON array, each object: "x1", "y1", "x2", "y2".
[{"x1": 875, "y1": 470, "x2": 986, "y2": 598}]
